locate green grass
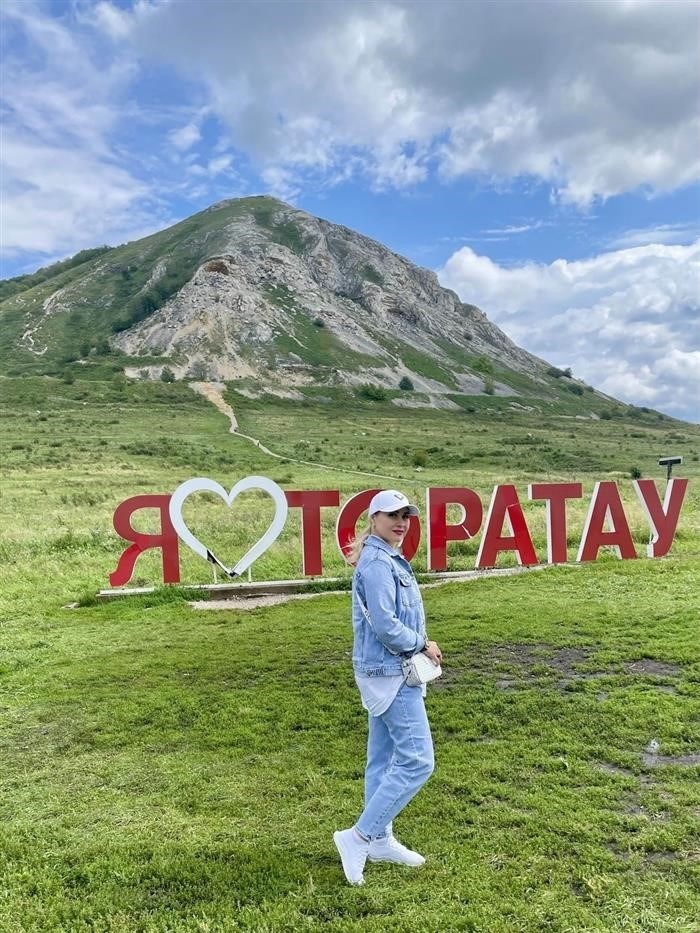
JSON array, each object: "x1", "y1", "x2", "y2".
[{"x1": 1, "y1": 374, "x2": 699, "y2": 930}]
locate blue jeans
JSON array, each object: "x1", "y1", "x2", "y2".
[{"x1": 355, "y1": 681, "x2": 434, "y2": 841}]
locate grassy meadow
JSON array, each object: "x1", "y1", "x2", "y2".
[{"x1": 1, "y1": 372, "x2": 699, "y2": 931}]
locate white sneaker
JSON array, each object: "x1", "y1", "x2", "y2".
[
  {"x1": 367, "y1": 834, "x2": 425, "y2": 867},
  {"x1": 333, "y1": 828, "x2": 369, "y2": 885}
]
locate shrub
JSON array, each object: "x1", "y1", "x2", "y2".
[
  {"x1": 313, "y1": 317, "x2": 325, "y2": 328},
  {"x1": 547, "y1": 366, "x2": 573, "y2": 379},
  {"x1": 472, "y1": 355, "x2": 495, "y2": 375},
  {"x1": 205, "y1": 259, "x2": 230, "y2": 275},
  {"x1": 630, "y1": 466, "x2": 642, "y2": 479},
  {"x1": 412, "y1": 449, "x2": 428, "y2": 467},
  {"x1": 160, "y1": 367, "x2": 176, "y2": 383},
  {"x1": 600, "y1": 411, "x2": 613, "y2": 420},
  {"x1": 399, "y1": 376, "x2": 414, "y2": 391},
  {"x1": 187, "y1": 361, "x2": 210, "y2": 380},
  {"x1": 483, "y1": 377, "x2": 495, "y2": 395},
  {"x1": 360, "y1": 263, "x2": 383, "y2": 285},
  {"x1": 358, "y1": 384, "x2": 387, "y2": 402}
]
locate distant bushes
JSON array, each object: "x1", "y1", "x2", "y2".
[
  {"x1": 359, "y1": 263, "x2": 383, "y2": 285},
  {"x1": 547, "y1": 366, "x2": 573, "y2": 379},
  {"x1": 357, "y1": 384, "x2": 387, "y2": 401},
  {"x1": 471, "y1": 355, "x2": 495, "y2": 375},
  {"x1": 205, "y1": 259, "x2": 230, "y2": 275},
  {"x1": 399, "y1": 376, "x2": 414, "y2": 391},
  {"x1": 111, "y1": 255, "x2": 198, "y2": 334}
]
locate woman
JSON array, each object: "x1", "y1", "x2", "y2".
[{"x1": 334, "y1": 489, "x2": 443, "y2": 886}]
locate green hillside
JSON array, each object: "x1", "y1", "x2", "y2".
[
  {"x1": 0, "y1": 199, "x2": 278, "y2": 372},
  {"x1": 1, "y1": 373, "x2": 699, "y2": 930}
]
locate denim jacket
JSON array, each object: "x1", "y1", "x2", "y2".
[{"x1": 351, "y1": 535, "x2": 427, "y2": 676}]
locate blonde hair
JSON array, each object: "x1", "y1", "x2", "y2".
[{"x1": 348, "y1": 523, "x2": 372, "y2": 564}]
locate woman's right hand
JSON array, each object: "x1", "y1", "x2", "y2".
[{"x1": 424, "y1": 640, "x2": 443, "y2": 665}]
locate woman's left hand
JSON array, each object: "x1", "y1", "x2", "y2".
[{"x1": 424, "y1": 640, "x2": 443, "y2": 665}]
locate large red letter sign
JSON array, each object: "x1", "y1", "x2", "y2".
[
  {"x1": 285, "y1": 489, "x2": 340, "y2": 575},
  {"x1": 476, "y1": 485, "x2": 538, "y2": 569},
  {"x1": 528, "y1": 483, "x2": 583, "y2": 564},
  {"x1": 633, "y1": 478, "x2": 688, "y2": 558},
  {"x1": 427, "y1": 487, "x2": 483, "y2": 571},
  {"x1": 577, "y1": 481, "x2": 637, "y2": 561},
  {"x1": 336, "y1": 489, "x2": 420, "y2": 564},
  {"x1": 109, "y1": 494, "x2": 180, "y2": 586}
]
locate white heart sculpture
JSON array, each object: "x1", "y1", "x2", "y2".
[{"x1": 169, "y1": 476, "x2": 289, "y2": 578}]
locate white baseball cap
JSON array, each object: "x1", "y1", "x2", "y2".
[{"x1": 368, "y1": 489, "x2": 420, "y2": 517}]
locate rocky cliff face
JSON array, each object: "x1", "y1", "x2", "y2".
[
  {"x1": 111, "y1": 198, "x2": 549, "y2": 398},
  {"x1": 5, "y1": 196, "x2": 588, "y2": 408}
]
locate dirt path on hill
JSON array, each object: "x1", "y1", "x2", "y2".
[
  {"x1": 189, "y1": 382, "x2": 410, "y2": 483},
  {"x1": 189, "y1": 382, "x2": 240, "y2": 432},
  {"x1": 190, "y1": 382, "x2": 278, "y2": 454}
]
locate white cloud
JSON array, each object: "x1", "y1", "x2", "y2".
[
  {"x1": 0, "y1": 2, "x2": 164, "y2": 263},
  {"x1": 1, "y1": 136, "x2": 152, "y2": 255},
  {"x1": 119, "y1": 0, "x2": 700, "y2": 203},
  {"x1": 438, "y1": 240, "x2": 700, "y2": 423},
  {"x1": 169, "y1": 122, "x2": 201, "y2": 151},
  {"x1": 91, "y1": 1, "x2": 131, "y2": 39},
  {"x1": 483, "y1": 222, "x2": 546, "y2": 236},
  {"x1": 607, "y1": 223, "x2": 700, "y2": 250}
]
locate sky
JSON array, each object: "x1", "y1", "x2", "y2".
[{"x1": 1, "y1": 0, "x2": 699, "y2": 423}]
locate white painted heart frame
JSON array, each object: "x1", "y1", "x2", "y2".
[{"x1": 169, "y1": 476, "x2": 289, "y2": 578}]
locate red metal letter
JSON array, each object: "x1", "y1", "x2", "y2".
[
  {"x1": 109, "y1": 494, "x2": 180, "y2": 586},
  {"x1": 285, "y1": 489, "x2": 341, "y2": 576},
  {"x1": 577, "y1": 481, "x2": 637, "y2": 562},
  {"x1": 528, "y1": 482, "x2": 583, "y2": 564},
  {"x1": 427, "y1": 487, "x2": 483, "y2": 571},
  {"x1": 633, "y1": 478, "x2": 688, "y2": 558},
  {"x1": 336, "y1": 489, "x2": 420, "y2": 564},
  {"x1": 476, "y1": 484, "x2": 538, "y2": 569}
]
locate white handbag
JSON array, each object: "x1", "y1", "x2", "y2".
[{"x1": 402, "y1": 651, "x2": 442, "y2": 686}]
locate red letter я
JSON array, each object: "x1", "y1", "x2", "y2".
[
  {"x1": 109, "y1": 494, "x2": 180, "y2": 586},
  {"x1": 285, "y1": 489, "x2": 340, "y2": 576}
]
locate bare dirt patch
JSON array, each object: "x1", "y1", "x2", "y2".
[
  {"x1": 622, "y1": 660, "x2": 682, "y2": 678},
  {"x1": 435, "y1": 643, "x2": 686, "y2": 697}
]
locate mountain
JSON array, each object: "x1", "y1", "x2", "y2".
[{"x1": 1, "y1": 197, "x2": 621, "y2": 413}]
